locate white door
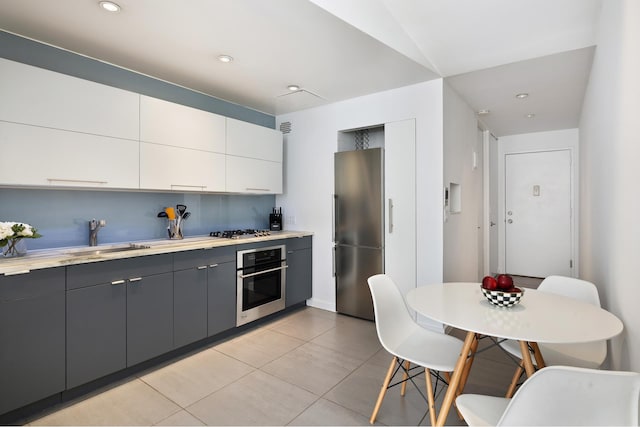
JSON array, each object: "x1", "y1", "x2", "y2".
[
  {"x1": 505, "y1": 150, "x2": 572, "y2": 277},
  {"x1": 384, "y1": 119, "x2": 416, "y2": 296},
  {"x1": 489, "y1": 134, "x2": 499, "y2": 274}
]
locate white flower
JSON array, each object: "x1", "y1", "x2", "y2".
[
  {"x1": 18, "y1": 224, "x2": 34, "y2": 237},
  {"x1": 0, "y1": 222, "x2": 14, "y2": 240}
]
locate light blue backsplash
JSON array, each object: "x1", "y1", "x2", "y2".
[
  {"x1": 0, "y1": 189, "x2": 275, "y2": 250},
  {"x1": 0, "y1": 32, "x2": 280, "y2": 251}
]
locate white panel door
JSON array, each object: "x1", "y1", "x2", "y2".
[
  {"x1": 225, "y1": 156, "x2": 282, "y2": 194},
  {"x1": 140, "y1": 96, "x2": 226, "y2": 153},
  {"x1": 139, "y1": 142, "x2": 225, "y2": 192},
  {"x1": 226, "y1": 118, "x2": 282, "y2": 162},
  {"x1": 0, "y1": 58, "x2": 139, "y2": 141},
  {"x1": 0, "y1": 121, "x2": 139, "y2": 189},
  {"x1": 384, "y1": 119, "x2": 416, "y2": 296},
  {"x1": 505, "y1": 150, "x2": 572, "y2": 277}
]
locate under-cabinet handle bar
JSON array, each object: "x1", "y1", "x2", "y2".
[
  {"x1": 111, "y1": 279, "x2": 125, "y2": 285},
  {"x1": 129, "y1": 277, "x2": 142, "y2": 282},
  {"x1": 239, "y1": 265, "x2": 288, "y2": 279},
  {"x1": 388, "y1": 198, "x2": 394, "y2": 234},
  {"x1": 209, "y1": 264, "x2": 219, "y2": 268},
  {"x1": 245, "y1": 187, "x2": 270, "y2": 192},
  {"x1": 197, "y1": 265, "x2": 207, "y2": 270},
  {"x1": 3, "y1": 269, "x2": 30, "y2": 276},
  {"x1": 48, "y1": 178, "x2": 108, "y2": 185},
  {"x1": 170, "y1": 184, "x2": 206, "y2": 190}
]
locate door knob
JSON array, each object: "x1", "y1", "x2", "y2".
[{"x1": 507, "y1": 219, "x2": 513, "y2": 224}]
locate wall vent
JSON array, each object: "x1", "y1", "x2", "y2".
[{"x1": 280, "y1": 121, "x2": 292, "y2": 134}]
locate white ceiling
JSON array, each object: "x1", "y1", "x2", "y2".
[{"x1": 0, "y1": 0, "x2": 601, "y2": 136}]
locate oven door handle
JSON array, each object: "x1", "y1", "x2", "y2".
[{"x1": 238, "y1": 264, "x2": 288, "y2": 279}]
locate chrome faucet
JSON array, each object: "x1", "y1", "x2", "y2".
[{"x1": 89, "y1": 219, "x2": 106, "y2": 246}]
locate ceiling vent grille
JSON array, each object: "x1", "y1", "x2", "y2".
[{"x1": 280, "y1": 121, "x2": 292, "y2": 134}]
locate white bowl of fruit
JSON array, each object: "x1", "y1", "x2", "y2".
[{"x1": 481, "y1": 274, "x2": 524, "y2": 308}]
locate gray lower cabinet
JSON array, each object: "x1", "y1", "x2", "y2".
[
  {"x1": 173, "y1": 267, "x2": 208, "y2": 348},
  {"x1": 207, "y1": 261, "x2": 236, "y2": 336},
  {"x1": 66, "y1": 280, "x2": 127, "y2": 388},
  {"x1": 126, "y1": 271, "x2": 174, "y2": 366},
  {"x1": 0, "y1": 267, "x2": 66, "y2": 415},
  {"x1": 286, "y1": 236, "x2": 312, "y2": 307},
  {"x1": 174, "y1": 246, "x2": 236, "y2": 340},
  {"x1": 66, "y1": 254, "x2": 173, "y2": 387}
]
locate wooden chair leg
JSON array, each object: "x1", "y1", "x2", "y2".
[
  {"x1": 401, "y1": 360, "x2": 410, "y2": 396},
  {"x1": 370, "y1": 356, "x2": 397, "y2": 424},
  {"x1": 425, "y1": 368, "x2": 437, "y2": 426},
  {"x1": 506, "y1": 361, "x2": 524, "y2": 398}
]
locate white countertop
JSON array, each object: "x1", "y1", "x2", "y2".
[{"x1": 0, "y1": 231, "x2": 313, "y2": 275}]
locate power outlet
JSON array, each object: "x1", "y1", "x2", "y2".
[{"x1": 287, "y1": 215, "x2": 296, "y2": 225}]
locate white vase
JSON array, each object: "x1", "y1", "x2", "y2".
[{"x1": 2, "y1": 238, "x2": 27, "y2": 257}]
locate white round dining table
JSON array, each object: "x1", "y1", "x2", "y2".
[{"x1": 405, "y1": 282, "x2": 624, "y2": 426}]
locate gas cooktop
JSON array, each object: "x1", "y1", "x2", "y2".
[{"x1": 209, "y1": 229, "x2": 271, "y2": 239}]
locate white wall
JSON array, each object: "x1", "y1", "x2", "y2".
[
  {"x1": 497, "y1": 129, "x2": 580, "y2": 276},
  {"x1": 579, "y1": 0, "x2": 640, "y2": 371},
  {"x1": 276, "y1": 80, "x2": 444, "y2": 311},
  {"x1": 443, "y1": 83, "x2": 484, "y2": 281}
]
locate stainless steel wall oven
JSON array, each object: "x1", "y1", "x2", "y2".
[{"x1": 236, "y1": 244, "x2": 287, "y2": 326}]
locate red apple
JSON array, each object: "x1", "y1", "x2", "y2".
[
  {"x1": 505, "y1": 287, "x2": 522, "y2": 293},
  {"x1": 496, "y1": 274, "x2": 514, "y2": 290},
  {"x1": 482, "y1": 275, "x2": 498, "y2": 290}
]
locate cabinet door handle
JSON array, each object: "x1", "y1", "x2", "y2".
[
  {"x1": 48, "y1": 178, "x2": 108, "y2": 185},
  {"x1": 170, "y1": 184, "x2": 206, "y2": 190},
  {"x1": 245, "y1": 187, "x2": 270, "y2": 192},
  {"x1": 388, "y1": 198, "x2": 394, "y2": 234},
  {"x1": 197, "y1": 265, "x2": 207, "y2": 270},
  {"x1": 209, "y1": 264, "x2": 219, "y2": 268},
  {"x1": 287, "y1": 250, "x2": 294, "y2": 254},
  {"x1": 111, "y1": 279, "x2": 125, "y2": 285},
  {"x1": 129, "y1": 277, "x2": 142, "y2": 282},
  {"x1": 3, "y1": 269, "x2": 31, "y2": 276}
]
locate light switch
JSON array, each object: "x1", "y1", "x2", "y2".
[{"x1": 533, "y1": 185, "x2": 540, "y2": 196}]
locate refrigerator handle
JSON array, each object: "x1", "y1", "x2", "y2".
[
  {"x1": 388, "y1": 198, "x2": 394, "y2": 234},
  {"x1": 332, "y1": 246, "x2": 336, "y2": 277},
  {"x1": 332, "y1": 194, "x2": 337, "y2": 242}
]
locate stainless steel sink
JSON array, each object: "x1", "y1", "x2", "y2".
[{"x1": 66, "y1": 244, "x2": 150, "y2": 257}]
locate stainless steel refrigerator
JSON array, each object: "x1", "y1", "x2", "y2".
[{"x1": 334, "y1": 148, "x2": 384, "y2": 321}]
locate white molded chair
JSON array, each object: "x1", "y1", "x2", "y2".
[
  {"x1": 367, "y1": 274, "x2": 464, "y2": 425},
  {"x1": 499, "y1": 275, "x2": 606, "y2": 396},
  {"x1": 456, "y1": 365, "x2": 640, "y2": 426}
]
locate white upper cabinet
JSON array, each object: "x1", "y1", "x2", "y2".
[
  {"x1": 226, "y1": 117, "x2": 283, "y2": 194},
  {"x1": 139, "y1": 142, "x2": 225, "y2": 192},
  {"x1": 0, "y1": 58, "x2": 139, "y2": 141},
  {"x1": 226, "y1": 117, "x2": 282, "y2": 162},
  {"x1": 225, "y1": 155, "x2": 282, "y2": 194},
  {"x1": 0, "y1": 121, "x2": 139, "y2": 189},
  {"x1": 140, "y1": 96, "x2": 226, "y2": 153}
]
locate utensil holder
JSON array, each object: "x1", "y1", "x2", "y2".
[{"x1": 168, "y1": 219, "x2": 183, "y2": 240}]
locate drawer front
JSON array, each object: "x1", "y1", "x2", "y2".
[
  {"x1": 0, "y1": 267, "x2": 65, "y2": 301},
  {"x1": 173, "y1": 246, "x2": 237, "y2": 271},
  {"x1": 67, "y1": 254, "x2": 173, "y2": 290},
  {"x1": 286, "y1": 236, "x2": 312, "y2": 251}
]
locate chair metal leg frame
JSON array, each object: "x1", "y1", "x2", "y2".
[{"x1": 370, "y1": 356, "x2": 451, "y2": 425}]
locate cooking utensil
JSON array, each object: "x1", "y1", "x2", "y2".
[
  {"x1": 182, "y1": 212, "x2": 191, "y2": 220},
  {"x1": 165, "y1": 207, "x2": 176, "y2": 220},
  {"x1": 176, "y1": 204, "x2": 187, "y2": 217},
  {"x1": 157, "y1": 211, "x2": 168, "y2": 218}
]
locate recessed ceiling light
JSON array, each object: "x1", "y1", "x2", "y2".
[
  {"x1": 526, "y1": 113, "x2": 536, "y2": 119},
  {"x1": 477, "y1": 109, "x2": 490, "y2": 115},
  {"x1": 217, "y1": 55, "x2": 233, "y2": 63},
  {"x1": 287, "y1": 85, "x2": 300, "y2": 91},
  {"x1": 99, "y1": 1, "x2": 121, "y2": 12},
  {"x1": 515, "y1": 93, "x2": 529, "y2": 99}
]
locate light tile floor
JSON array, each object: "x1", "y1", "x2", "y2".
[{"x1": 27, "y1": 307, "x2": 518, "y2": 426}]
